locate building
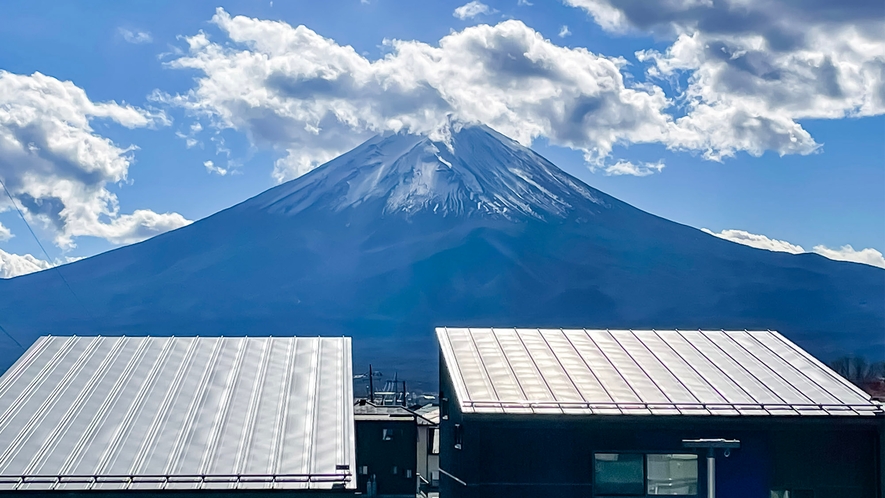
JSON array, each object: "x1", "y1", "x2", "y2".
[
  {"x1": 413, "y1": 405, "x2": 440, "y2": 494},
  {"x1": 0, "y1": 335, "x2": 356, "y2": 496},
  {"x1": 437, "y1": 327, "x2": 885, "y2": 498},
  {"x1": 353, "y1": 401, "x2": 418, "y2": 496}
]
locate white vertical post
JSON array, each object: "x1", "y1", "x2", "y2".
[{"x1": 707, "y1": 448, "x2": 715, "y2": 498}]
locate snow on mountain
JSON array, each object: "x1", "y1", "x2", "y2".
[
  {"x1": 0, "y1": 124, "x2": 881, "y2": 389},
  {"x1": 250, "y1": 125, "x2": 606, "y2": 220}
]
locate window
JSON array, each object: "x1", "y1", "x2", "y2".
[
  {"x1": 594, "y1": 453, "x2": 644, "y2": 495},
  {"x1": 454, "y1": 423, "x2": 463, "y2": 450},
  {"x1": 429, "y1": 427, "x2": 440, "y2": 455},
  {"x1": 440, "y1": 393, "x2": 449, "y2": 420},
  {"x1": 647, "y1": 454, "x2": 698, "y2": 495},
  {"x1": 382, "y1": 428, "x2": 394, "y2": 441},
  {"x1": 594, "y1": 453, "x2": 698, "y2": 497},
  {"x1": 771, "y1": 490, "x2": 814, "y2": 498}
]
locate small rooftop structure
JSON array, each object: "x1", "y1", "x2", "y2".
[
  {"x1": 0, "y1": 335, "x2": 355, "y2": 492},
  {"x1": 353, "y1": 402, "x2": 420, "y2": 421},
  {"x1": 437, "y1": 327, "x2": 883, "y2": 416}
]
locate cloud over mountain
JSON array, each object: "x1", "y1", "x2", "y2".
[
  {"x1": 0, "y1": 71, "x2": 190, "y2": 249},
  {"x1": 703, "y1": 228, "x2": 885, "y2": 268},
  {"x1": 0, "y1": 249, "x2": 52, "y2": 278},
  {"x1": 164, "y1": 9, "x2": 680, "y2": 181}
]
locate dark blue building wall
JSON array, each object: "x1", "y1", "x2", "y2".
[
  {"x1": 441, "y1": 417, "x2": 880, "y2": 498},
  {"x1": 438, "y1": 380, "x2": 883, "y2": 498}
]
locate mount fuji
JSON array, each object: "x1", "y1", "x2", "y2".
[{"x1": 0, "y1": 125, "x2": 882, "y2": 389}]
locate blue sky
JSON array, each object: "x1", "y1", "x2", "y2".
[{"x1": 0, "y1": 0, "x2": 883, "y2": 276}]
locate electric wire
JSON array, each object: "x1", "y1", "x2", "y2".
[{"x1": 0, "y1": 177, "x2": 96, "y2": 346}]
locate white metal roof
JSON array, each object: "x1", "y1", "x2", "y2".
[
  {"x1": 437, "y1": 328, "x2": 883, "y2": 417},
  {"x1": 0, "y1": 336, "x2": 355, "y2": 491}
]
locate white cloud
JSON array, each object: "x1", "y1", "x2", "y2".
[
  {"x1": 0, "y1": 249, "x2": 90, "y2": 279},
  {"x1": 0, "y1": 70, "x2": 190, "y2": 249},
  {"x1": 600, "y1": 160, "x2": 664, "y2": 176},
  {"x1": 164, "y1": 9, "x2": 675, "y2": 181},
  {"x1": 79, "y1": 210, "x2": 191, "y2": 245},
  {"x1": 176, "y1": 121, "x2": 204, "y2": 149},
  {"x1": 702, "y1": 228, "x2": 805, "y2": 254},
  {"x1": 517, "y1": 0, "x2": 533, "y2": 5},
  {"x1": 118, "y1": 28, "x2": 153, "y2": 44},
  {"x1": 203, "y1": 160, "x2": 229, "y2": 176},
  {"x1": 811, "y1": 244, "x2": 885, "y2": 269},
  {"x1": 0, "y1": 249, "x2": 52, "y2": 278},
  {"x1": 702, "y1": 228, "x2": 885, "y2": 269},
  {"x1": 558, "y1": 25, "x2": 571, "y2": 38},
  {"x1": 164, "y1": 7, "x2": 880, "y2": 182},
  {"x1": 453, "y1": 1, "x2": 496, "y2": 20},
  {"x1": 568, "y1": 0, "x2": 885, "y2": 160},
  {"x1": 0, "y1": 222, "x2": 11, "y2": 241}
]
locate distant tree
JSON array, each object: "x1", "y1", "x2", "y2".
[{"x1": 829, "y1": 355, "x2": 885, "y2": 388}]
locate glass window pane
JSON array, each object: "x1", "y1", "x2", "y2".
[
  {"x1": 647, "y1": 454, "x2": 698, "y2": 495},
  {"x1": 594, "y1": 453, "x2": 644, "y2": 495}
]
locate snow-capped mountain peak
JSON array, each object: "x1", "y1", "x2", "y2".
[{"x1": 251, "y1": 125, "x2": 606, "y2": 221}]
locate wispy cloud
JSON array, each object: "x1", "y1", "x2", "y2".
[
  {"x1": 600, "y1": 160, "x2": 664, "y2": 177},
  {"x1": 702, "y1": 228, "x2": 885, "y2": 269},
  {"x1": 517, "y1": 0, "x2": 533, "y2": 5},
  {"x1": 118, "y1": 28, "x2": 153, "y2": 44},
  {"x1": 203, "y1": 160, "x2": 229, "y2": 176},
  {"x1": 701, "y1": 229, "x2": 804, "y2": 254},
  {"x1": 810, "y1": 245, "x2": 885, "y2": 269},
  {"x1": 558, "y1": 25, "x2": 571, "y2": 38},
  {"x1": 454, "y1": 1, "x2": 497, "y2": 20}
]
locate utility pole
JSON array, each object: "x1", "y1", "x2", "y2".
[
  {"x1": 368, "y1": 364, "x2": 374, "y2": 403},
  {"x1": 682, "y1": 438, "x2": 740, "y2": 498}
]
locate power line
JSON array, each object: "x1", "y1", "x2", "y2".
[
  {"x1": 0, "y1": 177, "x2": 96, "y2": 326},
  {"x1": 0, "y1": 322, "x2": 23, "y2": 351}
]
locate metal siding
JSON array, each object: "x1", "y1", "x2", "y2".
[
  {"x1": 467, "y1": 329, "x2": 525, "y2": 406},
  {"x1": 567, "y1": 330, "x2": 645, "y2": 414},
  {"x1": 444, "y1": 328, "x2": 499, "y2": 413},
  {"x1": 0, "y1": 335, "x2": 355, "y2": 491},
  {"x1": 589, "y1": 330, "x2": 674, "y2": 414},
  {"x1": 492, "y1": 328, "x2": 549, "y2": 411},
  {"x1": 522, "y1": 330, "x2": 583, "y2": 402},
  {"x1": 540, "y1": 330, "x2": 613, "y2": 415},
  {"x1": 748, "y1": 331, "x2": 872, "y2": 412},
  {"x1": 436, "y1": 328, "x2": 883, "y2": 417}
]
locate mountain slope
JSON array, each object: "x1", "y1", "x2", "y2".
[{"x1": 0, "y1": 125, "x2": 881, "y2": 389}]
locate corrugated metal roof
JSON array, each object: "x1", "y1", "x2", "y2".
[
  {"x1": 0, "y1": 336, "x2": 355, "y2": 491},
  {"x1": 437, "y1": 328, "x2": 884, "y2": 417}
]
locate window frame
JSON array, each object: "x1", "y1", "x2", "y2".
[{"x1": 592, "y1": 451, "x2": 700, "y2": 498}]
